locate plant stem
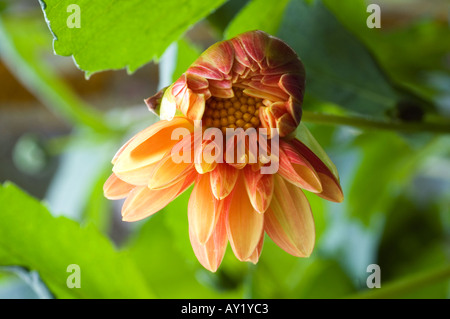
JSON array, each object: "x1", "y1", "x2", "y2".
[
  {"x1": 347, "y1": 264, "x2": 450, "y2": 299},
  {"x1": 302, "y1": 111, "x2": 450, "y2": 134}
]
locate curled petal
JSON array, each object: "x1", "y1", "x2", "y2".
[
  {"x1": 188, "y1": 65, "x2": 224, "y2": 81},
  {"x1": 226, "y1": 173, "x2": 264, "y2": 261},
  {"x1": 265, "y1": 36, "x2": 305, "y2": 75},
  {"x1": 169, "y1": 31, "x2": 305, "y2": 136},
  {"x1": 189, "y1": 205, "x2": 228, "y2": 272},
  {"x1": 243, "y1": 166, "x2": 274, "y2": 213},
  {"x1": 290, "y1": 139, "x2": 344, "y2": 202},
  {"x1": 172, "y1": 84, "x2": 206, "y2": 121},
  {"x1": 193, "y1": 41, "x2": 235, "y2": 76},
  {"x1": 247, "y1": 80, "x2": 289, "y2": 101},
  {"x1": 113, "y1": 117, "x2": 194, "y2": 185},
  {"x1": 185, "y1": 73, "x2": 210, "y2": 91},
  {"x1": 277, "y1": 141, "x2": 322, "y2": 193},
  {"x1": 238, "y1": 30, "x2": 268, "y2": 64},
  {"x1": 279, "y1": 73, "x2": 305, "y2": 104},
  {"x1": 103, "y1": 173, "x2": 135, "y2": 200},
  {"x1": 265, "y1": 174, "x2": 315, "y2": 257},
  {"x1": 230, "y1": 38, "x2": 253, "y2": 69},
  {"x1": 144, "y1": 86, "x2": 166, "y2": 116}
]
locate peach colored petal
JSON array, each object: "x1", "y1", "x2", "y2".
[
  {"x1": 113, "y1": 117, "x2": 194, "y2": 185},
  {"x1": 278, "y1": 140, "x2": 322, "y2": 193},
  {"x1": 113, "y1": 163, "x2": 159, "y2": 186},
  {"x1": 194, "y1": 140, "x2": 219, "y2": 174},
  {"x1": 243, "y1": 166, "x2": 274, "y2": 213},
  {"x1": 290, "y1": 139, "x2": 344, "y2": 203},
  {"x1": 188, "y1": 173, "x2": 231, "y2": 245},
  {"x1": 245, "y1": 232, "x2": 265, "y2": 264},
  {"x1": 111, "y1": 136, "x2": 134, "y2": 165},
  {"x1": 122, "y1": 170, "x2": 195, "y2": 222},
  {"x1": 210, "y1": 163, "x2": 239, "y2": 200},
  {"x1": 189, "y1": 204, "x2": 228, "y2": 272},
  {"x1": 226, "y1": 173, "x2": 264, "y2": 261},
  {"x1": 265, "y1": 174, "x2": 315, "y2": 257},
  {"x1": 148, "y1": 133, "x2": 196, "y2": 190},
  {"x1": 103, "y1": 173, "x2": 135, "y2": 200}
]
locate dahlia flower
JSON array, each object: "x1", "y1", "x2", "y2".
[{"x1": 104, "y1": 30, "x2": 343, "y2": 272}]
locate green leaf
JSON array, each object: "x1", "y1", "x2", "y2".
[
  {"x1": 0, "y1": 182, "x2": 153, "y2": 298},
  {"x1": 278, "y1": 0, "x2": 398, "y2": 118},
  {"x1": 40, "y1": 0, "x2": 227, "y2": 76},
  {"x1": 225, "y1": 0, "x2": 290, "y2": 39}
]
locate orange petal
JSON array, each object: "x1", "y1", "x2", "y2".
[
  {"x1": 113, "y1": 163, "x2": 159, "y2": 186},
  {"x1": 277, "y1": 140, "x2": 323, "y2": 193},
  {"x1": 103, "y1": 173, "x2": 135, "y2": 200},
  {"x1": 245, "y1": 232, "x2": 265, "y2": 264},
  {"x1": 148, "y1": 133, "x2": 196, "y2": 190},
  {"x1": 265, "y1": 174, "x2": 315, "y2": 257},
  {"x1": 194, "y1": 139, "x2": 219, "y2": 174},
  {"x1": 243, "y1": 166, "x2": 274, "y2": 213},
  {"x1": 122, "y1": 171, "x2": 196, "y2": 222},
  {"x1": 113, "y1": 117, "x2": 194, "y2": 185},
  {"x1": 290, "y1": 139, "x2": 344, "y2": 203},
  {"x1": 226, "y1": 173, "x2": 264, "y2": 261},
  {"x1": 210, "y1": 163, "x2": 239, "y2": 200},
  {"x1": 188, "y1": 173, "x2": 231, "y2": 244},
  {"x1": 189, "y1": 205, "x2": 228, "y2": 272}
]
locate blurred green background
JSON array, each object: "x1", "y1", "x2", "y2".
[{"x1": 0, "y1": 0, "x2": 449, "y2": 299}]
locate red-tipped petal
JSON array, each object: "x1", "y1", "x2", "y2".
[
  {"x1": 193, "y1": 41, "x2": 235, "y2": 76},
  {"x1": 265, "y1": 35, "x2": 303, "y2": 70},
  {"x1": 265, "y1": 174, "x2": 315, "y2": 257},
  {"x1": 279, "y1": 73, "x2": 305, "y2": 104},
  {"x1": 278, "y1": 141, "x2": 322, "y2": 193},
  {"x1": 226, "y1": 173, "x2": 264, "y2": 261},
  {"x1": 238, "y1": 30, "x2": 268, "y2": 64},
  {"x1": 290, "y1": 139, "x2": 344, "y2": 203}
]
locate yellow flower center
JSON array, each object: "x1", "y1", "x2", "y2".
[{"x1": 202, "y1": 88, "x2": 263, "y2": 134}]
